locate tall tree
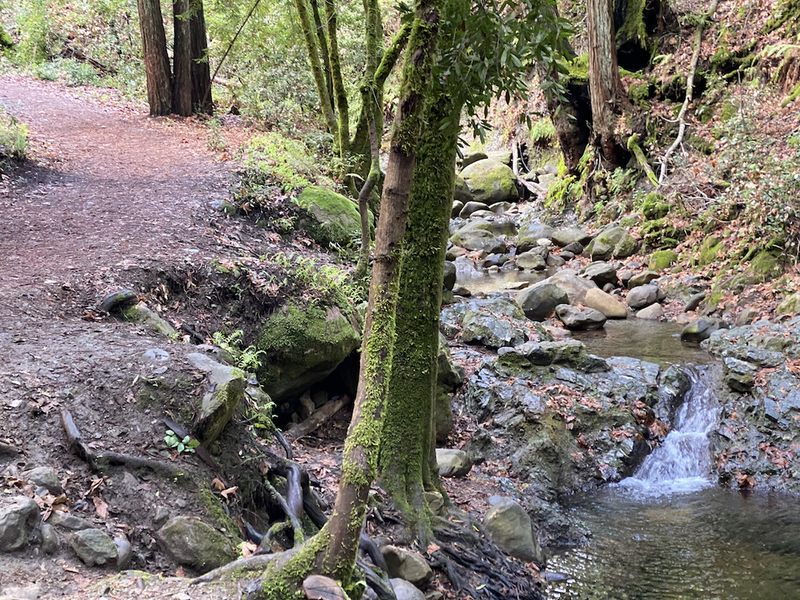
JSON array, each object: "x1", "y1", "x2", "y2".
[
  {"x1": 172, "y1": 0, "x2": 193, "y2": 116},
  {"x1": 190, "y1": 0, "x2": 213, "y2": 113},
  {"x1": 137, "y1": 0, "x2": 172, "y2": 116}
]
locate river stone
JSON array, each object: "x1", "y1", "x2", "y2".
[
  {"x1": 483, "y1": 498, "x2": 543, "y2": 563},
  {"x1": 187, "y1": 353, "x2": 247, "y2": 444},
  {"x1": 563, "y1": 241, "x2": 584, "y2": 255},
  {"x1": 516, "y1": 251, "x2": 547, "y2": 271},
  {"x1": 516, "y1": 283, "x2": 569, "y2": 321},
  {"x1": 552, "y1": 228, "x2": 591, "y2": 247},
  {"x1": 684, "y1": 292, "x2": 706, "y2": 312},
  {"x1": 48, "y1": 511, "x2": 92, "y2": 531},
  {"x1": 443, "y1": 261, "x2": 456, "y2": 291},
  {"x1": 490, "y1": 201, "x2": 512, "y2": 214},
  {"x1": 454, "y1": 175, "x2": 472, "y2": 203},
  {"x1": 303, "y1": 575, "x2": 348, "y2": 600},
  {"x1": 390, "y1": 579, "x2": 426, "y2": 600},
  {"x1": 436, "y1": 449, "x2": 472, "y2": 477},
  {"x1": 256, "y1": 303, "x2": 360, "y2": 402},
  {"x1": 723, "y1": 357, "x2": 756, "y2": 392},
  {"x1": 546, "y1": 254, "x2": 566, "y2": 267},
  {"x1": 777, "y1": 292, "x2": 800, "y2": 315},
  {"x1": 582, "y1": 262, "x2": 619, "y2": 287},
  {"x1": 481, "y1": 253, "x2": 510, "y2": 268},
  {"x1": 460, "y1": 159, "x2": 519, "y2": 205},
  {"x1": 456, "y1": 217, "x2": 517, "y2": 237},
  {"x1": 636, "y1": 303, "x2": 664, "y2": 320},
  {"x1": 545, "y1": 269, "x2": 599, "y2": 304},
  {"x1": 450, "y1": 229, "x2": 508, "y2": 254},
  {"x1": 69, "y1": 529, "x2": 118, "y2": 567},
  {"x1": 680, "y1": 317, "x2": 727, "y2": 343},
  {"x1": 461, "y1": 310, "x2": 526, "y2": 349},
  {"x1": 585, "y1": 226, "x2": 638, "y2": 260},
  {"x1": 626, "y1": 285, "x2": 659, "y2": 309},
  {"x1": 460, "y1": 151, "x2": 488, "y2": 170},
  {"x1": 122, "y1": 302, "x2": 177, "y2": 338},
  {"x1": 627, "y1": 270, "x2": 660, "y2": 289},
  {"x1": 41, "y1": 524, "x2": 59, "y2": 554},
  {"x1": 295, "y1": 186, "x2": 371, "y2": 247},
  {"x1": 0, "y1": 496, "x2": 40, "y2": 552},
  {"x1": 381, "y1": 546, "x2": 433, "y2": 585},
  {"x1": 25, "y1": 467, "x2": 62, "y2": 495},
  {"x1": 583, "y1": 288, "x2": 627, "y2": 319},
  {"x1": 555, "y1": 304, "x2": 606, "y2": 331},
  {"x1": 735, "y1": 307, "x2": 758, "y2": 326},
  {"x1": 451, "y1": 200, "x2": 464, "y2": 218},
  {"x1": 517, "y1": 224, "x2": 555, "y2": 253},
  {"x1": 459, "y1": 201, "x2": 488, "y2": 218},
  {"x1": 99, "y1": 289, "x2": 139, "y2": 314},
  {"x1": 157, "y1": 516, "x2": 237, "y2": 574},
  {"x1": 560, "y1": 250, "x2": 576, "y2": 261}
]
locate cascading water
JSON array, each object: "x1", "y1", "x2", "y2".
[{"x1": 618, "y1": 366, "x2": 720, "y2": 495}]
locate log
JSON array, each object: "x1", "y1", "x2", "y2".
[{"x1": 284, "y1": 395, "x2": 351, "y2": 442}]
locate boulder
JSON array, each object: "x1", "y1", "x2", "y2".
[
  {"x1": 626, "y1": 285, "x2": 659, "y2": 309},
  {"x1": 455, "y1": 217, "x2": 517, "y2": 237},
  {"x1": 303, "y1": 575, "x2": 348, "y2": 600},
  {"x1": 0, "y1": 496, "x2": 40, "y2": 552},
  {"x1": 582, "y1": 262, "x2": 618, "y2": 287},
  {"x1": 25, "y1": 467, "x2": 62, "y2": 495},
  {"x1": 516, "y1": 284, "x2": 569, "y2": 321},
  {"x1": 489, "y1": 201, "x2": 512, "y2": 214},
  {"x1": 157, "y1": 517, "x2": 237, "y2": 574},
  {"x1": 517, "y1": 224, "x2": 555, "y2": 253},
  {"x1": 684, "y1": 292, "x2": 706, "y2": 312},
  {"x1": 735, "y1": 308, "x2": 758, "y2": 326},
  {"x1": 723, "y1": 357, "x2": 756, "y2": 392},
  {"x1": 552, "y1": 228, "x2": 591, "y2": 247},
  {"x1": 585, "y1": 226, "x2": 638, "y2": 260},
  {"x1": 459, "y1": 201, "x2": 488, "y2": 218},
  {"x1": 390, "y1": 579, "x2": 426, "y2": 600},
  {"x1": 544, "y1": 269, "x2": 599, "y2": 305},
  {"x1": 560, "y1": 250, "x2": 576, "y2": 261},
  {"x1": 546, "y1": 254, "x2": 566, "y2": 267},
  {"x1": 453, "y1": 175, "x2": 473, "y2": 203},
  {"x1": 636, "y1": 303, "x2": 664, "y2": 320},
  {"x1": 99, "y1": 289, "x2": 139, "y2": 314},
  {"x1": 122, "y1": 302, "x2": 177, "y2": 338},
  {"x1": 563, "y1": 241, "x2": 584, "y2": 255},
  {"x1": 680, "y1": 317, "x2": 727, "y2": 343},
  {"x1": 256, "y1": 303, "x2": 360, "y2": 403},
  {"x1": 460, "y1": 159, "x2": 519, "y2": 205},
  {"x1": 486, "y1": 149, "x2": 512, "y2": 166},
  {"x1": 436, "y1": 449, "x2": 472, "y2": 477},
  {"x1": 295, "y1": 186, "x2": 371, "y2": 247},
  {"x1": 460, "y1": 151, "x2": 488, "y2": 170},
  {"x1": 583, "y1": 288, "x2": 627, "y2": 319},
  {"x1": 462, "y1": 310, "x2": 526, "y2": 349},
  {"x1": 69, "y1": 529, "x2": 118, "y2": 567},
  {"x1": 187, "y1": 353, "x2": 248, "y2": 444},
  {"x1": 451, "y1": 201, "x2": 464, "y2": 218},
  {"x1": 443, "y1": 261, "x2": 457, "y2": 291},
  {"x1": 555, "y1": 304, "x2": 606, "y2": 331},
  {"x1": 438, "y1": 334, "x2": 464, "y2": 392},
  {"x1": 381, "y1": 546, "x2": 433, "y2": 585},
  {"x1": 516, "y1": 252, "x2": 547, "y2": 271},
  {"x1": 450, "y1": 229, "x2": 508, "y2": 254},
  {"x1": 649, "y1": 250, "x2": 678, "y2": 271},
  {"x1": 777, "y1": 292, "x2": 800, "y2": 315},
  {"x1": 628, "y1": 270, "x2": 659, "y2": 289},
  {"x1": 483, "y1": 498, "x2": 543, "y2": 563}
]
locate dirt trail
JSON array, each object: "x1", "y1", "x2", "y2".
[{"x1": 0, "y1": 75, "x2": 230, "y2": 317}]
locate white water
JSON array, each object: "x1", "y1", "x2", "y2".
[{"x1": 618, "y1": 366, "x2": 720, "y2": 496}]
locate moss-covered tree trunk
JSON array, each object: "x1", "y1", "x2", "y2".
[
  {"x1": 310, "y1": 0, "x2": 335, "y2": 112},
  {"x1": 172, "y1": 0, "x2": 193, "y2": 116},
  {"x1": 378, "y1": 91, "x2": 462, "y2": 538},
  {"x1": 190, "y1": 0, "x2": 213, "y2": 114},
  {"x1": 137, "y1": 0, "x2": 172, "y2": 116},
  {"x1": 324, "y1": 0, "x2": 350, "y2": 156}
]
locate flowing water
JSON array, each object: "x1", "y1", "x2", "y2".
[{"x1": 547, "y1": 366, "x2": 800, "y2": 599}]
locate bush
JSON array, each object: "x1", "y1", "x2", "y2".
[
  {"x1": 241, "y1": 132, "x2": 333, "y2": 195},
  {"x1": 0, "y1": 109, "x2": 27, "y2": 163}
]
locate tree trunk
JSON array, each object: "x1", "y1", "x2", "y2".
[
  {"x1": 190, "y1": 0, "x2": 213, "y2": 114},
  {"x1": 137, "y1": 0, "x2": 172, "y2": 116},
  {"x1": 587, "y1": 0, "x2": 622, "y2": 167},
  {"x1": 172, "y1": 0, "x2": 192, "y2": 116},
  {"x1": 310, "y1": 0, "x2": 335, "y2": 113},
  {"x1": 378, "y1": 92, "x2": 462, "y2": 539},
  {"x1": 324, "y1": 0, "x2": 350, "y2": 155}
]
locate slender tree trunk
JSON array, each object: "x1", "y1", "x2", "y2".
[
  {"x1": 587, "y1": 0, "x2": 622, "y2": 167},
  {"x1": 379, "y1": 92, "x2": 463, "y2": 539},
  {"x1": 190, "y1": 0, "x2": 213, "y2": 114},
  {"x1": 324, "y1": 0, "x2": 350, "y2": 155},
  {"x1": 137, "y1": 0, "x2": 172, "y2": 116},
  {"x1": 319, "y1": 0, "x2": 442, "y2": 581},
  {"x1": 310, "y1": 0, "x2": 335, "y2": 112},
  {"x1": 172, "y1": 0, "x2": 192, "y2": 116}
]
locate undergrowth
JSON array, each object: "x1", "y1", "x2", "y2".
[{"x1": 0, "y1": 108, "x2": 27, "y2": 166}]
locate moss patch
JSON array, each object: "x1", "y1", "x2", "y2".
[
  {"x1": 295, "y1": 185, "x2": 373, "y2": 247},
  {"x1": 699, "y1": 237, "x2": 722, "y2": 266},
  {"x1": 649, "y1": 250, "x2": 678, "y2": 271},
  {"x1": 199, "y1": 487, "x2": 242, "y2": 540}
]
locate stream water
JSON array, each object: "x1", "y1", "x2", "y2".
[{"x1": 547, "y1": 366, "x2": 800, "y2": 599}]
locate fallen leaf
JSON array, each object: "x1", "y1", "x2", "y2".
[
  {"x1": 220, "y1": 486, "x2": 238, "y2": 500},
  {"x1": 241, "y1": 541, "x2": 258, "y2": 558},
  {"x1": 93, "y1": 495, "x2": 109, "y2": 519},
  {"x1": 211, "y1": 477, "x2": 226, "y2": 491},
  {"x1": 426, "y1": 542, "x2": 441, "y2": 555},
  {"x1": 175, "y1": 566, "x2": 185, "y2": 578}
]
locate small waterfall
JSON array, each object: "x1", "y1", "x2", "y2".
[{"x1": 619, "y1": 366, "x2": 720, "y2": 495}]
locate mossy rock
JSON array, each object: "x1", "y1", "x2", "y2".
[
  {"x1": 454, "y1": 175, "x2": 473, "y2": 203},
  {"x1": 641, "y1": 218, "x2": 686, "y2": 249},
  {"x1": 460, "y1": 159, "x2": 519, "y2": 205},
  {"x1": 649, "y1": 250, "x2": 678, "y2": 271},
  {"x1": 256, "y1": 303, "x2": 361, "y2": 402},
  {"x1": 295, "y1": 186, "x2": 373, "y2": 247},
  {"x1": 628, "y1": 82, "x2": 653, "y2": 108},
  {"x1": 156, "y1": 517, "x2": 237, "y2": 574},
  {"x1": 720, "y1": 103, "x2": 737, "y2": 122},
  {"x1": 698, "y1": 237, "x2": 721, "y2": 266},
  {"x1": 640, "y1": 193, "x2": 670, "y2": 220},
  {"x1": 777, "y1": 292, "x2": 800, "y2": 315},
  {"x1": 585, "y1": 226, "x2": 638, "y2": 260},
  {"x1": 748, "y1": 250, "x2": 782, "y2": 282}
]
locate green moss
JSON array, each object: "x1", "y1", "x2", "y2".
[
  {"x1": 616, "y1": 0, "x2": 648, "y2": 48},
  {"x1": 566, "y1": 53, "x2": 644, "y2": 86},
  {"x1": 699, "y1": 237, "x2": 722, "y2": 266},
  {"x1": 620, "y1": 216, "x2": 638, "y2": 228},
  {"x1": 687, "y1": 134, "x2": 714, "y2": 155},
  {"x1": 720, "y1": 103, "x2": 738, "y2": 121},
  {"x1": 649, "y1": 250, "x2": 678, "y2": 271},
  {"x1": 749, "y1": 250, "x2": 782, "y2": 281},
  {"x1": 628, "y1": 82, "x2": 652, "y2": 109},
  {"x1": 640, "y1": 193, "x2": 670, "y2": 220},
  {"x1": 199, "y1": 487, "x2": 242, "y2": 540},
  {"x1": 295, "y1": 185, "x2": 373, "y2": 247},
  {"x1": 710, "y1": 43, "x2": 756, "y2": 75},
  {"x1": 0, "y1": 25, "x2": 14, "y2": 51},
  {"x1": 258, "y1": 528, "x2": 334, "y2": 599}
]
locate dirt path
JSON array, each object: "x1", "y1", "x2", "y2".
[{"x1": 0, "y1": 75, "x2": 230, "y2": 317}]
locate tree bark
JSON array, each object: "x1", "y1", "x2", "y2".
[
  {"x1": 310, "y1": 0, "x2": 335, "y2": 112},
  {"x1": 172, "y1": 0, "x2": 193, "y2": 116},
  {"x1": 324, "y1": 0, "x2": 350, "y2": 155},
  {"x1": 137, "y1": 0, "x2": 172, "y2": 116},
  {"x1": 587, "y1": 0, "x2": 623, "y2": 167},
  {"x1": 190, "y1": 0, "x2": 213, "y2": 114}
]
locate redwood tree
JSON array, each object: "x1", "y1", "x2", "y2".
[{"x1": 137, "y1": 0, "x2": 172, "y2": 116}]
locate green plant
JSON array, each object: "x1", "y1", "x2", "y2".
[
  {"x1": 32, "y1": 60, "x2": 59, "y2": 80},
  {"x1": 242, "y1": 132, "x2": 333, "y2": 195},
  {"x1": 207, "y1": 117, "x2": 227, "y2": 152},
  {"x1": 0, "y1": 110, "x2": 27, "y2": 162},
  {"x1": 164, "y1": 430, "x2": 200, "y2": 454},
  {"x1": 211, "y1": 330, "x2": 265, "y2": 372},
  {"x1": 530, "y1": 118, "x2": 556, "y2": 145},
  {"x1": 63, "y1": 59, "x2": 98, "y2": 86}
]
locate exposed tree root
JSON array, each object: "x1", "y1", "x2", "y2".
[{"x1": 190, "y1": 553, "x2": 281, "y2": 584}]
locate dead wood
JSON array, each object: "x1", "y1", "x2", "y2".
[{"x1": 284, "y1": 395, "x2": 351, "y2": 442}]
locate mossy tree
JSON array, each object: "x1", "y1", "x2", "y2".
[{"x1": 379, "y1": 0, "x2": 573, "y2": 539}]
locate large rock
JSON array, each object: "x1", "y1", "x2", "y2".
[
  {"x1": 296, "y1": 186, "x2": 371, "y2": 247},
  {"x1": 455, "y1": 217, "x2": 517, "y2": 238},
  {"x1": 583, "y1": 288, "x2": 627, "y2": 319},
  {"x1": 69, "y1": 529, "x2": 118, "y2": 567},
  {"x1": 390, "y1": 579, "x2": 426, "y2": 600},
  {"x1": 156, "y1": 517, "x2": 237, "y2": 574},
  {"x1": 460, "y1": 159, "x2": 519, "y2": 205},
  {"x1": 483, "y1": 498, "x2": 543, "y2": 563},
  {"x1": 585, "y1": 226, "x2": 638, "y2": 260},
  {"x1": 777, "y1": 292, "x2": 800, "y2": 315},
  {"x1": 381, "y1": 546, "x2": 433, "y2": 585},
  {"x1": 723, "y1": 357, "x2": 756, "y2": 392},
  {"x1": 517, "y1": 224, "x2": 555, "y2": 253},
  {"x1": 187, "y1": 353, "x2": 247, "y2": 444},
  {"x1": 460, "y1": 151, "x2": 488, "y2": 170},
  {"x1": 257, "y1": 303, "x2": 360, "y2": 402},
  {"x1": 516, "y1": 284, "x2": 569, "y2": 321},
  {"x1": 453, "y1": 175, "x2": 473, "y2": 203},
  {"x1": 626, "y1": 285, "x2": 659, "y2": 309},
  {"x1": 544, "y1": 269, "x2": 599, "y2": 305},
  {"x1": 515, "y1": 251, "x2": 547, "y2": 271},
  {"x1": 552, "y1": 228, "x2": 591, "y2": 247},
  {"x1": 459, "y1": 201, "x2": 488, "y2": 219},
  {"x1": 680, "y1": 317, "x2": 727, "y2": 343},
  {"x1": 462, "y1": 310, "x2": 526, "y2": 349},
  {"x1": 450, "y1": 229, "x2": 508, "y2": 254},
  {"x1": 628, "y1": 270, "x2": 659, "y2": 289},
  {"x1": 25, "y1": 466, "x2": 62, "y2": 495},
  {"x1": 436, "y1": 448, "x2": 472, "y2": 477},
  {"x1": 582, "y1": 262, "x2": 618, "y2": 287},
  {"x1": 0, "y1": 496, "x2": 40, "y2": 552},
  {"x1": 555, "y1": 304, "x2": 606, "y2": 331},
  {"x1": 443, "y1": 261, "x2": 457, "y2": 291},
  {"x1": 636, "y1": 303, "x2": 664, "y2": 320}
]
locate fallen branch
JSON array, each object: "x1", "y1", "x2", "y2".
[
  {"x1": 284, "y1": 395, "x2": 351, "y2": 442},
  {"x1": 62, "y1": 47, "x2": 117, "y2": 74},
  {"x1": 658, "y1": 0, "x2": 720, "y2": 186}
]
